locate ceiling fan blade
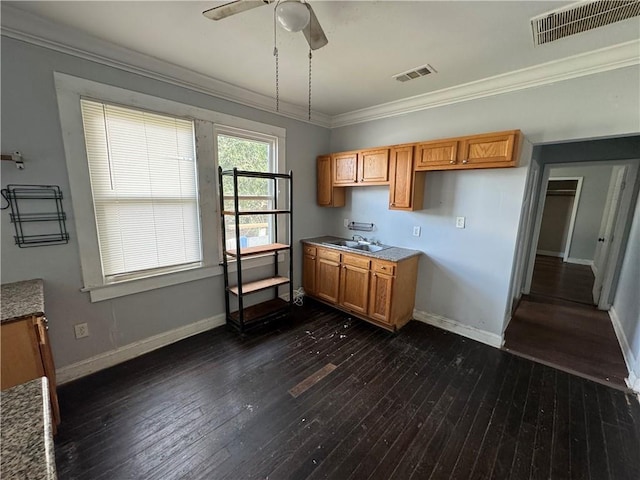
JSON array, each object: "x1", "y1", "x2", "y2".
[
  {"x1": 302, "y1": 3, "x2": 328, "y2": 50},
  {"x1": 203, "y1": 0, "x2": 271, "y2": 21}
]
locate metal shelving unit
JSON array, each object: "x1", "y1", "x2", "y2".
[{"x1": 218, "y1": 167, "x2": 293, "y2": 334}]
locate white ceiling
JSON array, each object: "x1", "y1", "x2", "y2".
[{"x1": 4, "y1": 1, "x2": 640, "y2": 118}]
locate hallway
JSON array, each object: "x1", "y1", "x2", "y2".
[{"x1": 504, "y1": 256, "x2": 628, "y2": 389}]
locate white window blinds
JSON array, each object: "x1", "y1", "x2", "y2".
[{"x1": 80, "y1": 99, "x2": 202, "y2": 279}]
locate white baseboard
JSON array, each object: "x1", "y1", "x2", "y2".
[
  {"x1": 566, "y1": 257, "x2": 594, "y2": 266},
  {"x1": 609, "y1": 307, "x2": 639, "y2": 394},
  {"x1": 536, "y1": 250, "x2": 563, "y2": 257},
  {"x1": 56, "y1": 313, "x2": 226, "y2": 384},
  {"x1": 413, "y1": 310, "x2": 503, "y2": 349}
]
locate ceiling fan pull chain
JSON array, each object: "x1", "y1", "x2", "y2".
[
  {"x1": 273, "y1": 5, "x2": 279, "y2": 112},
  {"x1": 308, "y1": 49, "x2": 312, "y2": 121}
]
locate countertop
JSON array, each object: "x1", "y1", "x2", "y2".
[
  {"x1": 301, "y1": 236, "x2": 421, "y2": 262},
  {"x1": 1, "y1": 279, "x2": 45, "y2": 324},
  {"x1": 0, "y1": 377, "x2": 57, "y2": 480}
]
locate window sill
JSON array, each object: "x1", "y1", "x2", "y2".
[{"x1": 82, "y1": 255, "x2": 282, "y2": 302}]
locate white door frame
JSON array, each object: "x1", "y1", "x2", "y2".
[{"x1": 522, "y1": 160, "x2": 639, "y2": 309}]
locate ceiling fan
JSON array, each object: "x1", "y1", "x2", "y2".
[{"x1": 203, "y1": 0, "x2": 328, "y2": 50}]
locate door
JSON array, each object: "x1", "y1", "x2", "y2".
[
  {"x1": 332, "y1": 152, "x2": 358, "y2": 185},
  {"x1": 339, "y1": 264, "x2": 370, "y2": 314},
  {"x1": 389, "y1": 146, "x2": 414, "y2": 209},
  {"x1": 358, "y1": 148, "x2": 389, "y2": 184},
  {"x1": 303, "y1": 253, "x2": 317, "y2": 295},
  {"x1": 592, "y1": 166, "x2": 626, "y2": 304},
  {"x1": 458, "y1": 131, "x2": 517, "y2": 167},
  {"x1": 368, "y1": 272, "x2": 394, "y2": 324},
  {"x1": 316, "y1": 257, "x2": 341, "y2": 304},
  {"x1": 316, "y1": 155, "x2": 332, "y2": 206},
  {"x1": 415, "y1": 140, "x2": 458, "y2": 170}
]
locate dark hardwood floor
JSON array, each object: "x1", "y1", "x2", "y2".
[
  {"x1": 505, "y1": 255, "x2": 628, "y2": 389},
  {"x1": 55, "y1": 301, "x2": 640, "y2": 480},
  {"x1": 530, "y1": 255, "x2": 595, "y2": 305}
]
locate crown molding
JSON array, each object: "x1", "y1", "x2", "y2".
[
  {"x1": 331, "y1": 40, "x2": 640, "y2": 128},
  {"x1": 2, "y1": 4, "x2": 638, "y2": 130},
  {"x1": 0, "y1": 4, "x2": 332, "y2": 128}
]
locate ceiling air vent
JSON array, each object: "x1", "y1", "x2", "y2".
[
  {"x1": 393, "y1": 64, "x2": 436, "y2": 83},
  {"x1": 531, "y1": 0, "x2": 640, "y2": 46}
]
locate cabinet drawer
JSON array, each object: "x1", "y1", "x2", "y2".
[
  {"x1": 317, "y1": 248, "x2": 341, "y2": 262},
  {"x1": 372, "y1": 261, "x2": 395, "y2": 276},
  {"x1": 304, "y1": 245, "x2": 317, "y2": 256},
  {"x1": 342, "y1": 254, "x2": 370, "y2": 269}
]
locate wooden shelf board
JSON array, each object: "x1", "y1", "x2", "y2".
[
  {"x1": 226, "y1": 243, "x2": 290, "y2": 258},
  {"x1": 228, "y1": 276, "x2": 290, "y2": 296},
  {"x1": 228, "y1": 298, "x2": 290, "y2": 325},
  {"x1": 222, "y1": 209, "x2": 290, "y2": 216}
]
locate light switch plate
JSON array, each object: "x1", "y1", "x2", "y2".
[
  {"x1": 74, "y1": 323, "x2": 89, "y2": 339},
  {"x1": 413, "y1": 226, "x2": 421, "y2": 237},
  {"x1": 456, "y1": 217, "x2": 466, "y2": 229},
  {"x1": 343, "y1": 218, "x2": 349, "y2": 228}
]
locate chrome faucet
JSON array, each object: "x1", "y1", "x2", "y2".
[{"x1": 352, "y1": 234, "x2": 366, "y2": 242}]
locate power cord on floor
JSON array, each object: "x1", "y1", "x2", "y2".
[{"x1": 293, "y1": 287, "x2": 305, "y2": 306}]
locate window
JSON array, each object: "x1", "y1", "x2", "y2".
[
  {"x1": 80, "y1": 99, "x2": 202, "y2": 281},
  {"x1": 216, "y1": 128, "x2": 278, "y2": 252},
  {"x1": 55, "y1": 72, "x2": 286, "y2": 301}
]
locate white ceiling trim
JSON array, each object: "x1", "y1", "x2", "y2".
[
  {"x1": 331, "y1": 40, "x2": 640, "y2": 128},
  {"x1": 0, "y1": 4, "x2": 332, "y2": 128},
  {"x1": 1, "y1": 5, "x2": 638, "y2": 131}
]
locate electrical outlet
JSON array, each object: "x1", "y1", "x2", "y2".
[
  {"x1": 456, "y1": 216, "x2": 466, "y2": 229},
  {"x1": 343, "y1": 218, "x2": 350, "y2": 228},
  {"x1": 412, "y1": 226, "x2": 421, "y2": 237},
  {"x1": 74, "y1": 323, "x2": 89, "y2": 339}
]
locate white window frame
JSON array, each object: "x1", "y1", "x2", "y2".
[
  {"x1": 214, "y1": 125, "x2": 285, "y2": 256},
  {"x1": 55, "y1": 73, "x2": 286, "y2": 302}
]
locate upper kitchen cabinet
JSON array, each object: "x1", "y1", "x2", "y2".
[
  {"x1": 457, "y1": 130, "x2": 519, "y2": 168},
  {"x1": 358, "y1": 148, "x2": 389, "y2": 185},
  {"x1": 317, "y1": 155, "x2": 345, "y2": 207},
  {"x1": 415, "y1": 139, "x2": 458, "y2": 170},
  {"x1": 388, "y1": 145, "x2": 425, "y2": 211},
  {"x1": 414, "y1": 130, "x2": 520, "y2": 171},
  {"x1": 332, "y1": 151, "x2": 359, "y2": 185},
  {"x1": 332, "y1": 148, "x2": 390, "y2": 186}
]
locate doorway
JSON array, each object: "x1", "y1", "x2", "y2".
[{"x1": 504, "y1": 157, "x2": 638, "y2": 390}]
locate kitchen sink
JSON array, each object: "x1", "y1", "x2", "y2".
[
  {"x1": 323, "y1": 239, "x2": 391, "y2": 253},
  {"x1": 351, "y1": 244, "x2": 389, "y2": 252}
]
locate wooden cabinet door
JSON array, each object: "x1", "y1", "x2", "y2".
[
  {"x1": 35, "y1": 316, "x2": 60, "y2": 426},
  {"x1": 368, "y1": 272, "x2": 394, "y2": 324},
  {"x1": 317, "y1": 155, "x2": 345, "y2": 207},
  {"x1": 316, "y1": 257, "x2": 341, "y2": 304},
  {"x1": 358, "y1": 148, "x2": 389, "y2": 184},
  {"x1": 389, "y1": 146, "x2": 414, "y2": 210},
  {"x1": 303, "y1": 253, "x2": 317, "y2": 295},
  {"x1": 1, "y1": 317, "x2": 44, "y2": 390},
  {"x1": 317, "y1": 155, "x2": 332, "y2": 206},
  {"x1": 339, "y1": 264, "x2": 370, "y2": 315},
  {"x1": 332, "y1": 152, "x2": 358, "y2": 185},
  {"x1": 457, "y1": 131, "x2": 518, "y2": 168},
  {"x1": 415, "y1": 140, "x2": 459, "y2": 170}
]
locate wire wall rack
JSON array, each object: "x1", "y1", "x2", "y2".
[
  {"x1": 2, "y1": 184, "x2": 70, "y2": 247},
  {"x1": 347, "y1": 221, "x2": 375, "y2": 232}
]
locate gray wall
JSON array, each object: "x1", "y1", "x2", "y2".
[
  {"x1": 612, "y1": 193, "x2": 640, "y2": 382},
  {"x1": 329, "y1": 65, "x2": 640, "y2": 337},
  {"x1": 548, "y1": 164, "x2": 614, "y2": 261},
  {"x1": 537, "y1": 194, "x2": 574, "y2": 255},
  {"x1": 0, "y1": 37, "x2": 332, "y2": 368}
]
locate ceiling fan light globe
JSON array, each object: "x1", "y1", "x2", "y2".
[{"x1": 276, "y1": 1, "x2": 310, "y2": 32}]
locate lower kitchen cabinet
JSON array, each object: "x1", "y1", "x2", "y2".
[
  {"x1": 303, "y1": 244, "x2": 419, "y2": 331},
  {"x1": 1, "y1": 315, "x2": 61, "y2": 428},
  {"x1": 315, "y1": 248, "x2": 341, "y2": 304}
]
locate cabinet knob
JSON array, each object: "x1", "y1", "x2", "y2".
[
  {"x1": 373, "y1": 273, "x2": 377, "y2": 277},
  {"x1": 311, "y1": 256, "x2": 316, "y2": 260},
  {"x1": 343, "y1": 265, "x2": 347, "y2": 269},
  {"x1": 390, "y1": 203, "x2": 395, "y2": 206},
  {"x1": 462, "y1": 159, "x2": 469, "y2": 164},
  {"x1": 449, "y1": 160, "x2": 456, "y2": 164},
  {"x1": 380, "y1": 266, "x2": 386, "y2": 270}
]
